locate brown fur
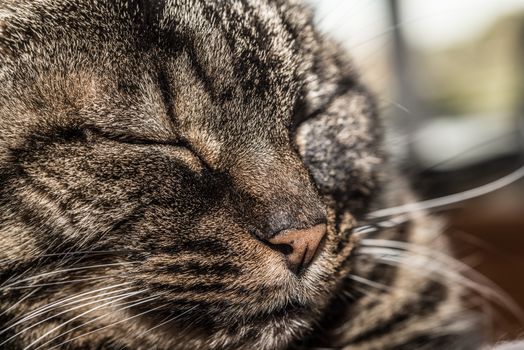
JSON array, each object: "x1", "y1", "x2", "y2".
[{"x1": 0, "y1": 1, "x2": 482, "y2": 349}]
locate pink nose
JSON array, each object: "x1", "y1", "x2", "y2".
[{"x1": 264, "y1": 224, "x2": 326, "y2": 274}]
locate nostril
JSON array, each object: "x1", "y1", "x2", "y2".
[
  {"x1": 263, "y1": 224, "x2": 327, "y2": 274},
  {"x1": 265, "y1": 242, "x2": 294, "y2": 256}
]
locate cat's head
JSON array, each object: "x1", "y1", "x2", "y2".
[{"x1": 0, "y1": 0, "x2": 381, "y2": 348}]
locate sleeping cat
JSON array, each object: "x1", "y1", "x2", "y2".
[{"x1": 0, "y1": 0, "x2": 488, "y2": 349}]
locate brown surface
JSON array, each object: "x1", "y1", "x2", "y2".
[{"x1": 445, "y1": 180, "x2": 524, "y2": 340}]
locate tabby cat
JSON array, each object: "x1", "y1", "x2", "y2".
[{"x1": 0, "y1": 0, "x2": 488, "y2": 349}]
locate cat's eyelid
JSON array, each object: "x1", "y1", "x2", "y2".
[
  {"x1": 85, "y1": 127, "x2": 183, "y2": 147},
  {"x1": 86, "y1": 127, "x2": 213, "y2": 169}
]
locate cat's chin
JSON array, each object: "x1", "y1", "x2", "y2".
[
  {"x1": 129, "y1": 275, "x2": 334, "y2": 349},
  {"x1": 177, "y1": 277, "x2": 343, "y2": 349},
  {"x1": 123, "y1": 300, "x2": 319, "y2": 350},
  {"x1": 211, "y1": 310, "x2": 319, "y2": 350}
]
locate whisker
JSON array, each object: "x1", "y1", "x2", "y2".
[
  {"x1": 352, "y1": 215, "x2": 409, "y2": 237},
  {"x1": 450, "y1": 228, "x2": 504, "y2": 256},
  {"x1": 128, "y1": 304, "x2": 198, "y2": 344},
  {"x1": 46, "y1": 299, "x2": 169, "y2": 350},
  {"x1": 44, "y1": 250, "x2": 137, "y2": 257},
  {"x1": 0, "y1": 262, "x2": 139, "y2": 291},
  {"x1": 4, "y1": 275, "x2": 110, "y2": 291},
  {"x1": 0, "y1": 287, "x2": 139, "y2": 347},
  {"x1": 0, "y1": 250, "x2": 139, "y2": 266},
  {"x1": 361, "y1": 238, "x2": 505, "y2": 285},
  {"x1": 314, "y1": 0, "x2": 345, "y2": 26},
  {"x1": 33, "y1": 293, "x2": 166, "y2": 350},
  {"x1": 420, "y1": 131, "x2": 517, "y2": 172},
  {"x1": 367, "y1": 165, "x2": 524, "y2": 220},
  {"x1": 1, "y1": 266, "x2": 33, "y2": 288},
  {"x1": 381, "y1": 97, "x2": 413, "y2": 116},
  {"x1": 358, "y1": 251, "x2": 510, "y2": 319},
  {"x1": 0, "y1": 288, "x2": 42, "y2": 318},
  {"x1": 347, "y1": 274, "x2": 392, "y2": 293},
  {"x1": 356, "y1": 244, "x2": 524, "y2": 324},
  {"x1": 20, "y1": 289, "x2": 148, "y2": 350},
  {"x1": 1, "y1": 282, "x2": 131, "y2": 333},
  {"x1": 347, "y1": 272, "x2": 454, "y2": 304},
  {"x1": 336, "y1": 289, "x2": 357, "y2": 303}
]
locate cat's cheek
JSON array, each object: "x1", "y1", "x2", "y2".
[{"x1": 9, "y1": 138, "x2": 207, "y2": 248}]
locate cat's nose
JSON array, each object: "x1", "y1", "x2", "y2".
[{"x1": 264, "y1": 224, "x2": 326, "y2": 274}]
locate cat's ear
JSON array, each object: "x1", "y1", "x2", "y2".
[
  {"x1": 294, "y1": 33, "x2": 383, "y2": 205},
  {"x1": 295, "y1": 88, "x2": 382, "y2": 200}
]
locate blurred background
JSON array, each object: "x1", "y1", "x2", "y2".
[{"x1": 306, "y1": 0, "x2": 524, "y2": 341}]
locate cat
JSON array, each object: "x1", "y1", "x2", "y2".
[{"x1": 0, "y1": 0, "x2": 490, "y2": 349}]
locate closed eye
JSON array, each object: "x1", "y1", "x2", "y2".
[
  {"x1": 86, "y1": 127, "x2": 212, "y2": 170},
  {"x1": 86, "y1": 127, "x2": 184, "y2": 147}
]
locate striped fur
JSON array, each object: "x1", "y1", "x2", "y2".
[{"x1": 0, "y1": 1, "x2": 483, "y2": 349}]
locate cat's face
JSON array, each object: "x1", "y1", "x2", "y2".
[{"x1": 0, "y1": 1, "x2": 381, "y2": 348}]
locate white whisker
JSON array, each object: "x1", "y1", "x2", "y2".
[
  {"x1": 4, "y1": 275, "x2": 110, "y2": 290},
  {"x1": 1, "y1": 282, "x2": 131, "y2": 334},
  {"x1": 129, "y1": 304, "x2": 198, "y2": 343},
  {"x1": 46, "y1": 299, "x2": 169, "y2": 350},
  {"x1": 0, "y1": 288, "x2": 42, "y2": 318},
  {"x1": 33, "y1": 294, "x2": 165, "y2": 350},
  {"x1": 1, "y1": 266, "x2": 33, "y2": 288},
  {"x1": 348, "y1": 274, "x2": 392, "y2": 293},
  {"x1": 40, "y1": 250, "x2": 136, "y2": 261},
  {"x1": 1, "y1": 287, "x2": 139, "y2": 347},
  {"x1": 20, "y1": 289, "x2": 148, "y2": 350},
  {"x1": 353, "y1": 215, "x2": 409, "y2": 237},
  {"x1": 356, "y1": 244, "x2": 524, "y2": 324},
  {"x1": 0, "y1": 262, "x2": 138, "y2": 291},
  {"x1": 367, "y1": 165, "x2": 524, "y2": 219},
  {"x1": 0, "y1": 250, "x2": 137, "y2": 266},
  {"x1": 359, "y1": 240, "x2": 500, "y2": 292}
]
